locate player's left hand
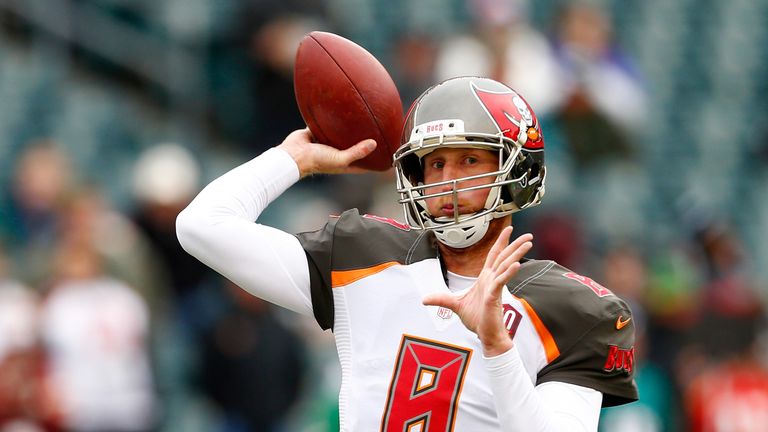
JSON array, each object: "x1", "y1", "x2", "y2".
[{"x1": 422, "y1": 227, "x2": 533, "y2": 357}]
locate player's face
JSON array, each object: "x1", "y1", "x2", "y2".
[{"x1": 422, "y1": 147, "x2": 499, "y2": 217}]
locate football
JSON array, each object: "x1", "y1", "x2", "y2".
[{"x1": 294, "y1": 31, "x2": 403, "y2": 171}]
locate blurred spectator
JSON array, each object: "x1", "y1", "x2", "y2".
[
  {"x1": 434, "y1": 0, "x2": 564, "y2": 116},
  {"x1": 696, "y1": 222, "x2": 760, "y2": 316},
  {"x1": 209, "y1": 0, "x2": 325, "y2": 150},
  {"x1": 39, "y1": 234, "x2": 156, "y2": 431},
  {"x1": 550, "y1": 2, "x2": 647, "y2": 166},
  {"x1": 198, "y1": 281, "x2": 308, "y2": 432},
  {"x1": 645, "y1": 245, "x2": 702, "y2": 327},
  {"x1": 60, "y1": 186, "x2": 169, "y2": 314},
  {"x1": 0, "y1": 250, "x2": 54, "y2": 430},
  {"x1": 0, "y1": 141, "x2": 73, "y2": 285},
  {"x1": 684, "y1": 313, "x2": 768, "y2": 432},
  {"x1": 527, "y1": 212, "x2": 584, "y2": 270},
  {"x1": 131, "y1": 143, "x2": 208, "y2": 309},
  {"x1": 643, "y1": 219, "x2": 768, "y2": 431},
  {"x1": 642, "y1": 244, "x2": 703, "y2": 382},
  {"x1": 247, "y1": 15, "x2": 320, "y2": 150},
  {"x1": 687, "y1": 221, "x2": 764, "y2": 361},
  {"x1": 598, "y1": 246, "x2": 681, "y2": 431},
  {"x1": 392, "y1": 32, "x2": 438, "y2": 107},
  {"x1": 602, "y1": 245, "x2": 647, "y2": 303},
  {"x1": 0, "y1": 250, "x2": 38, "y2": 366}
]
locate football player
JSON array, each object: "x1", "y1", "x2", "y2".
[{"x1": 177, "y1": 77, "x2": 638, "y2": 431}]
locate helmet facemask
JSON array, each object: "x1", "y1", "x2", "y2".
[{"x1": 394, "y1": 130, "x2": 530, "y2": 248}]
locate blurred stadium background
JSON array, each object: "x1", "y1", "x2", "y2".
[{"x1": 1, "y1": 0, "x2": 767, "y2": 431}]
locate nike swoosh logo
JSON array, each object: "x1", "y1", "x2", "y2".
[{"x1": 616, "y1": 316, "x2": 631, "y2": 330}]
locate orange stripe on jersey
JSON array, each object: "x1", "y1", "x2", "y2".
[
  {"x1": 331, "y1": 261, "x2": 400, "y2": 288},
  {"x1": 516, "y1": 296, "x2": 560, "y2": 362}
]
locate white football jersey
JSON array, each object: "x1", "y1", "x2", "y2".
[{"x1": 297, "y1": 210, "x2": 637, "y2": 431}]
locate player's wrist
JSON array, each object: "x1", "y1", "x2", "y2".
[
  {"x1": 277, "y1": 142, "x2": 312, "y2": 177},
  {"x1": 481, "y1": 332, "x2": 514, "y2": 357}
]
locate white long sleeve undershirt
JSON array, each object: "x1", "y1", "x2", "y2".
[
  {"x1": 176, "y1": 148, "x2": 313, "y2": 315},
  {"x1": 176, "y1": 147, "x2": 603, "y2": 431}
]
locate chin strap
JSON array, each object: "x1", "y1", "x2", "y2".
[{"x1": 433, "y1": 212, "x2": 494, "y2": 248}]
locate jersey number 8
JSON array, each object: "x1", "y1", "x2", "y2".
[{"x1": 380, "y1": 335, "x2": 472, "y2": 432}]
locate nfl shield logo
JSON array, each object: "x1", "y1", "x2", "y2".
[{"x1": 437, "y1": 307, "x2": 453, "y2": 320}]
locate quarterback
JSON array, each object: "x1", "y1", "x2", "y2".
[{"x1": 177, "y1": 77, "x2": 638, "y2": 431}]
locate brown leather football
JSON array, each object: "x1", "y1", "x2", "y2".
[{"x1": 294, "y1": 31, "x2": 403, "y2": 171}]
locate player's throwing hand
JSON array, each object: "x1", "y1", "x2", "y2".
[
  {"x1": 423, "y1": 227, "x2": 533, "y2": 357},
  {"x1": 278, "y1": 128, "x2": 377, "y2": 177}
]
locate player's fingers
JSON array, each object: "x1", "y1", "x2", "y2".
[
  {"x1": 340, "y1": 139, "x2": 377, "y2": 165},
  {"x1": 494, "y1": 261, "x2": 522, "y2": 290},
  {"x1": 422, "y1": 292, "x2": 460, "y2": 311},
  {"x1": 492, "y1": 233, "x2": 532, "y2": 272},
  {"x1": 312, "y1": 139, "x2": 376, "y2": 174},
  {"x1": 484, "y1": 226, "x2": 513, "y2": 269},
  {"x1": 494, "y1": 240, "x2": 533, "y2": 283},
  {"x1": 488, "y1": 239, "x2": 529, "y2": 300},
  {"x1": 508, "y1": 238, "x2": 533, "y2": 265}
]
